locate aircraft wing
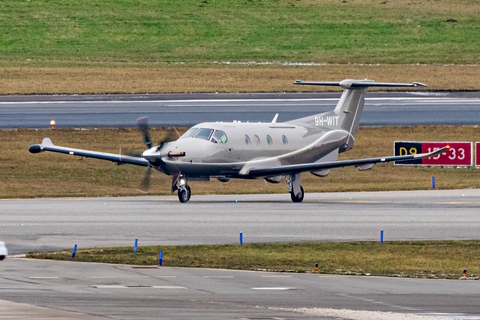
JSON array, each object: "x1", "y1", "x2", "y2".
[
  {"x1": 243, "y1": 147, "x2": 447, "y2": 178},
  {"x1": 28, "y1": 138, "x2": 150, "y2": 167}
]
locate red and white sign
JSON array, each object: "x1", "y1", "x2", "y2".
[
  {"x1": 421, "y1": 142, "x2": 472, "y2": 166},
  {"x1": 476, "y1": 142, "x2": 480, "y2": 168}
]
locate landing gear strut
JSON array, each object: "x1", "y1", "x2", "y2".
[
  {"x1": 286, "y1": 173, "x2": 304, "y2": 203},
  {"x1": 174, "y1": 174, "x2": 191, "y2": 203}
]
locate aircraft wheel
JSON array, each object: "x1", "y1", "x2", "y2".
[
  {"x1": 290, "y1": 186, "x2": 304, "y2": 203},
  {"x1": 178, "y1": 185, "x2": 191, "y2": 203}
]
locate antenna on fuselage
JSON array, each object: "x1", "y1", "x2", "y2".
[{"x1": 271, "y1": 114, "x2": 279, "y2": 124}]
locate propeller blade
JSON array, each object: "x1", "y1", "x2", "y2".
[
  {"x1": 137, "y1": 117, "x2": 152, "y2": 149},
  {"x1": 140, "y1": 166, "x2": 152, "y2": 190},
  {"x1": 156, "y1": 127, "x2": 180, "y2": 151}
]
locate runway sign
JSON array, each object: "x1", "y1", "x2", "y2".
[
  {"x1": 394, "y1": 141, "x2": 473, "y2": 166},
  {"x1": 476, "y1": 142, "x2": 480, "y2": 168}
]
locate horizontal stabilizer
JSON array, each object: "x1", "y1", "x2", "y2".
[{"x1": 294, "y1": 79, "x2": 427, "y2": 89}]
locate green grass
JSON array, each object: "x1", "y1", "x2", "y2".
[
  {"x1": 26, "y1": 241, "x2": 480, "y2": 279},
  {"x1": 1, "y1": 0, "x2": 479, "y2": 65}
]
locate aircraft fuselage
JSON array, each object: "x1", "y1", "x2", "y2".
[{"x1": 150, "y1": 121, "x2": 349, "y2": 179}]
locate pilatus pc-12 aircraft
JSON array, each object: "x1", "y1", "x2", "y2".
[{"x1": 29, "y1": 79, "x2": 446, "y2": 203}]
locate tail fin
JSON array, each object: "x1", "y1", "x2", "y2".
[{"x1": 291, "y1": 79, "x2": 426, "y2": 151}]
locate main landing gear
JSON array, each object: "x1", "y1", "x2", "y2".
[
  {"x1": 174, "y1": 175, "x2": 191, "y2": 203},
  {"x1": 286, "y1": 173, "x2": 304, "y2": 203}
]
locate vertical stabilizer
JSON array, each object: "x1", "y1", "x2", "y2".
[{"x1": 291, "y1": 79, "x2": 426, "y2": 151}]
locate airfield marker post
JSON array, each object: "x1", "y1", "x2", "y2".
[
  {"x1": 134, "y1": 238, "x2": 138, "y2": 253},
  {"x1": 239, "y1": 232, "x2": 243, "y2": 246},
  {"x1": 432, "y1": 176, "x2": 436, "y2": 189},
  {"x1": 159, "y1": 250, "x2": 163, "y2": 266},
  {"x1": 380, "y1": 230, "x2": 384, "y2": 243},
  {"x1": 71, "y1": 244, "x2": 77, "y2": 259}
]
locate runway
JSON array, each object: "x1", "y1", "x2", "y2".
[
  {"x1": 2, "y1": 190, "x2": 480, "y2": 319},
  {"x1": 1, "y1": 92, "x2": 480, "y2": 128},
  {"x1": 3, "y1": 189, "x2": 480, "y2": 254},
  {"x1": 2, "y1": 256, "x2": 480, "y2": 319}
]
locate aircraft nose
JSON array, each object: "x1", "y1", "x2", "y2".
[{"x1": 142, "y1": 147, "x2": 160, "y2": 161}]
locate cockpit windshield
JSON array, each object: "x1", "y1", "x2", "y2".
[
  {"x1": 180, "y1": 127, "x2": 228, "y2": 143},
  {"x1": 192, "y1": 128, "x2": 214, "y2": 141},
  {"x1": 180, "y1": 127, "x2": 199, "y2": 139}
]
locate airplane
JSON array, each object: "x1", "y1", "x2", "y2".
[{"x1": 28, "y1": 79, "x2": 447, "y2": 203}]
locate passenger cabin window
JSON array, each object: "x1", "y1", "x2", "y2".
[
  {"x1": 192, "y1": 128, "x2": 214, "y2": 141},
  {"x1": 254, "y1": 135, "x2": 260, "y2": 146},
  {"x1": 266, "y1": 135, "x2": 273, "y2": 145},
  {"x1": 245, "y1": 135, "x2": 251, "y2": 145},
  {"x1": 210, "y1": 130, "x2": 228, "y2": 144},
  {"x1": 180, "y1": 127, "x2": 199, "y2": 139},
  {"x1": 282, "y1": 135, "x2": 288, "y2": 145}
]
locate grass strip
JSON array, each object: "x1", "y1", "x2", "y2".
[
  {"x1": 26, "y1": 241, "x2": 480, "y2": 279},
  {"x1": 1, "y1": 64, "x2": 480, "y2": 95}
]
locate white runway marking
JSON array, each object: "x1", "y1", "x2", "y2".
[
  {"x1": 92, "y1": 285, "x2": 186, "y2": 289},
  {"x1": 252, "y1": 287, "x2": 295, "y2": 290}
]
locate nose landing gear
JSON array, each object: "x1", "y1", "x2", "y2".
[
  {"x1": 174, "y1": 174, "x2": 192, "y2": 203},
  {"x1": 178, "y1": 184, "x2": 192, "y2": 203}
]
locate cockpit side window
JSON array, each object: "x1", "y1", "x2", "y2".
[
  {"x1": 192, "y1": 128, "x2": 214, "y2": 141},
  {"x1": 180, "y1": 127, "x2": 199, "y2": 139},
  {"x1": 210, "y1": 130, "x2": 228, "y2": 144}
]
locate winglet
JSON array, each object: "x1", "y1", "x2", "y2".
[
  {"x1": 41, "y1": 138, "x2": 54, "y2": 147},
  {"x1": 28, "y1": 138, "x2": 54, "y2": 154},
  {"x1": 412, "y1": 146, "x2": 448, "y2": 159}
]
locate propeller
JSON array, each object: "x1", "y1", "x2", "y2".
[
  {"x1": 156, "y1": 127, "x2": 180, "y2": 151},
  {"x1": 140, "y1": 166, "x2": 152, "y2": 191},
  {"x1": 136, "y1": 117, "x2": 155, "y2": 191},
  {"x1": 135, "y1": 117, "x2": 180, "y2": 191},
  {"x1": 136, "y1": 117, "x2": 152, "y2": 149}
]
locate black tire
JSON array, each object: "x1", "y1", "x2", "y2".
[
  {"x1": 290, "y1": 186, "x2": 304, "y2": 203},
  {"x1": 0, "y1": 255, "x2": 5, "y2": 261},
  {"x1": 178, "y1": 186, "x2": 191, "y2": 203}
]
